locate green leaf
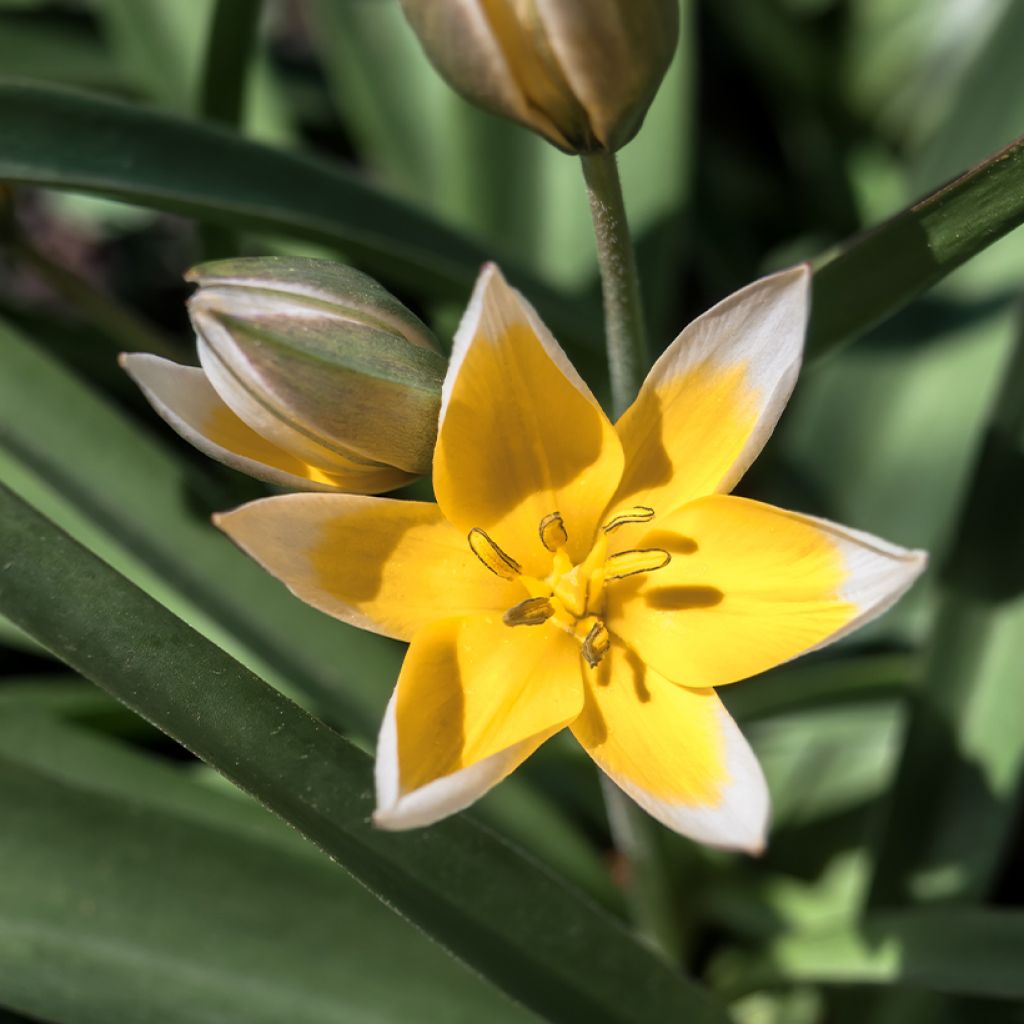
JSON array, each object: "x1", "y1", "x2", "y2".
[
  {"x1": 0, "y1": 79, "x2": 577, "y2": 331},
  {"x1": 0, "y1": 314, "x2": 399, "y2": 731},
  {"x1": 94, "y1": 0, "x2": 215, "y2": 113},
  {"x1": 869, "y1": 309, "x2": 1024, "y2": 906},
  {"x1": 808, "y1": 133, "x2": 1024, "y2": 358},
  {"x1": 711, "y1": 910, "x2": 1024, "y2": 1000},
  {"x1": 0, "y1": 9, "x2": 123, "y2": 91},
  {"x1": 0, "y1": 712, "x2": 533, "y2": 1024},
  {"x1": 0, "y1": 484, "x2": 728, "y2": 1024},
  {"x1": 722, "y1": 652, "x2": 920, "y2": 723},
  {"x1": 0, "y1": 317, "x2": 621, "y2": 905}
]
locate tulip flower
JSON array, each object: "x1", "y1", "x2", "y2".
[
  {"x1": 400, "y1": 0, "x2": 679, "y2": 153},
  {"x1": 122, "y1": 257, "x2": 445, "y2": 494},
  {"x1": 216, "y1": 264, "x2": 926, "y2": 851}
]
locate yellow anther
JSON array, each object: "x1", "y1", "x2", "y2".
[
  {"x1": 605, "y1": 547, "x2": 671, "y2": 581},
  {"x1": 503, "y1": 596, "x2": 555, "y2": 627},
  {"x1": 603, "y1": 505, "x2": 655, "y2": 533},
  {"x1": 538, "y1": 511, "x2": 569, "y2": 552},
  {"x1": 580, "y1": 618, "x2": 610, "y2": 668},
  {"x1": 468, "y1": 527, "x2": 521, "y2": 580}
]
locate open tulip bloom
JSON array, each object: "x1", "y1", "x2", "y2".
[{"x1": 215, "y1": 264, "x2": 926, "y2": 853}]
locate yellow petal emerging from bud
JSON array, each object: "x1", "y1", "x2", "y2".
[
  {"x1": 187, "y1": 257, "x2": 445, "y2": 478},
  {"x1": 400, "y1": 0, "x2": 679, "y2": 153}
]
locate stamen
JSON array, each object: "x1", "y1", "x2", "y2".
[
  {"x1": 603, "y1": 505, "x2": 655, "y2": 533},
  {"x1": 503, "y1": 596, "x2": 555, "y2": 627},
  {"x1": 581, "y1": 620, "x2": 610, "y2": 668},
  {"x1": 538, "y1": 511, "x2": 569, "y2": 552},
  {"x1": 468, "y1": 527, "x2": 521, "y2": 580},
  {"x1": 605, "y1": 548, "x2": 671, "y2": 581}
]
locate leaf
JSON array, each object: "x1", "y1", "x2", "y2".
[
  {"x1": 0, "y1": 315, "x2": 400, "y2": 731},
  {"x1": 0, "y1": 711, "x2": 533, "y2": 1024},
  {"x1": 744, "y1": 701, "x2": 904, "y2": 829},
  {"x1": 0, "y1": 79, "x2": 578, "y2": 332},
  {"x1": 722, "y1": 652, "x2": 920, "y2": 723},
  {"x1": 868, "y1": 311, "x2": 1024, "y2": 906},
  {"x1": 710, "y1": 910, "x2": 1024, "y2": 1000},
  {"x1": 0, "y1": 317, "x2": 621, "y2": 904},
  {"x1": 808, "y1": 133, "x2": 1024, "y2": 358},
  {"x1": 0, "y1": 484, "x2": 728, "y2": 1024},
  {"x1": 94, "y1": 0, "x2": 215, "y2": 113},
  {"x1": 0, "y1": 8, "x2": 123, "y2": 91}
]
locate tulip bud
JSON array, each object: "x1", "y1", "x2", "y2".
[
  {"x1": 123, "y1": 257, "x2": 446, "y2": 495},
  {"x1": 186, "y1": 257, "x2": 445, "y2": 478},
  {"x1": 400, "y1": 0, "x2": 679, "y2": 154}
]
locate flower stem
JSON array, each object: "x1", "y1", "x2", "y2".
[
  {"x1": 580, "y1": 151, "x2": 649, "y2": 418},
  {"x1": 581, "y1": 154, "x2": 687, "y2": 963},
  {"x1": 601, "y1": 777, "x2": 689, "y2": 965}
]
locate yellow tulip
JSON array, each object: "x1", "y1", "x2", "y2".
[
  {"x1": 400, "y1": 0, "x2": 679, "y2": 153},
  {"x1": 217, "y1": 264, "x2": 926, "y2": 850},
  {"x1": 122, "y1": 257, "x2": 445, "y2": 495}
]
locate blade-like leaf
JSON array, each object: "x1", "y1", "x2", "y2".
[
  {"x1": 869, "y1": 306, "x2": 1024, "y2": 906},
  {"x1": 0, "y1": 712, "x2": 534, "y2": 1024},
  {"x1": 0, "y1": 315, "x2": 398, "y2": 729},
  {"x1": 711, "y1": 910, "x2": 1024, "y2": 1000},
  {"x1": 808, "y1": 133, "x2": 1024, "y2": 358},
  {"x1": 0, "y1": 484, "x2": 727, "y2": 1024},
  {"x1": 0, "y1": 79, "x2": 578, "y2": 332},
  {"x1": 0, "y1": 318, "x2": 620, "y2": 905}
]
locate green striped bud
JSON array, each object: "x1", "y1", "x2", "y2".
[
  {"x1": 400, "y1": 0, "x2": 679, "y2": 154},
  {"x1": 188, "y1": 257, "x2": 445, "y2": 478}
]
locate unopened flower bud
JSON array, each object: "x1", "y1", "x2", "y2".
[
  {"x1": 400, "y1": 0, "x2": 679, "y2": 154},
  {"x1": 122, "y1": 257, "x2": 445, "y2": 494}
]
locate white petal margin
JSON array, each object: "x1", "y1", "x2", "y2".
[
  {"x1": 438, "y1": 262, "x2": 604, "y2": 429},
  {"x1": 798, "y1": 511, "x2": 929, "y2": 653},
  {"x1": 627, "y1": 264, "x2": 811, "y2": 497},
  {"x1": 373, "y1": 688, "x2": 555, "y2": 830},
  {"x1": 584, "y1": 690, "x2": 770, "y2": 854},
  {"x1": 121, "y1": 353, "x2": 411, "y2": 494}
]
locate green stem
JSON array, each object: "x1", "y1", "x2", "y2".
[
  {"x1": 581, "y1": 152, "x2": 686, "y2": 963},
  {"x1": 580, "y1": 151, "x2": 649, "y2": 417},
  {"x1": 197, "y1": 0, "x2": 263, "y2": 258},
  {"x1": 601, "y1": 779, "x2": 690, "y2": 965}
]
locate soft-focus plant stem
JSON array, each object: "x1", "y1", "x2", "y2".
[
  {"x1": 581, "y1": 151, "x2": 686, "y2": 964},
  {"x1": 601, "y1": 778, "x2": 689, "y2": 965},
  {"x1": 580, "y1": 151, "x2": 648, "y2": 417},
  {"x1": 197, "y1": 0, "x2": 263, "y2": 258}
]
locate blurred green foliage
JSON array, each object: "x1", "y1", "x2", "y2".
[{"x1": 0, "y1": 1, "x2": 1022, "y2": 1022}]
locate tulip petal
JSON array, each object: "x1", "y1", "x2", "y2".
[
  {"x1": 216, "y1": 495, "x2": 516, "y2": 641},
  {"x1": 572, "y1": 646, "x2": 769, "y2": 852},
  {"x1": 611, "y1": 266, "x2": 810, "y2": 519},
  {"x1": 434, "y1": 264, "x2": 624, "y2": 573},
  {"x1": 374, "y1": 615, "x2": 583, "y2": 830},
  {"x1": 122, "y1": 353, "x2": 413, "y2": 494},
  {"x1": 608, "y1": 494, "x2": 927, "y2": 689}
]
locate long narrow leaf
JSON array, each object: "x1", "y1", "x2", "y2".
[
  {"x1": 0, "y1": 318, "x2": 618, "y2": 904},
  {"x1": 869, "y1": 304, "x2": 1024, "y2": 906},
  {"x1": 0, "y1": 712, "x2": 533, "y2": 1024},
  {"x1": 0, "y1": 484, "x2": 727, "y2": 1024},
  {"x1": 0, "y1": 80, "x2": 576, "y2": 329},
  {"x1": 711, "y1": 911, "x2": 1024, "y2": 1000},
  {"x1": 809, "y1": 134, "x2": 1024, "y2": 357}
]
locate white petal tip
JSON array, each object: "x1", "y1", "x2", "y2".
[{"x1": 371, "y1": 807, "x2": 406, "y2": 831}]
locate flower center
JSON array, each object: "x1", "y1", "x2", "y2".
[{"x1": 467, "y1": 506, "x2": 670, "y2": 668}]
